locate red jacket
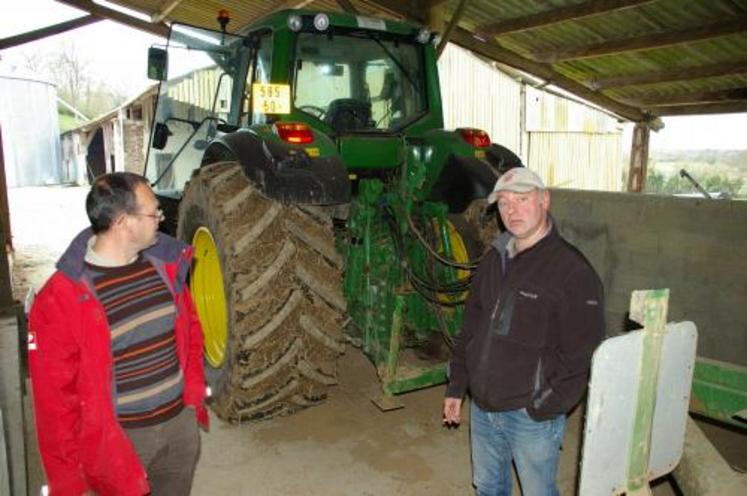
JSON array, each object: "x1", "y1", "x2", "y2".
[{"x1": 28, "y1": 229, "x2": 208, "y2": 496}]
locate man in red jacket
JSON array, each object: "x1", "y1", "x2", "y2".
[
  {"x1": 29, "y1": 172, "x2": 208, "y2": 495},
  {"x1": 443, "y1": 167, "x2": 604, "y2": 496}
]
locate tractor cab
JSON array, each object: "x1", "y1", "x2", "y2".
[{"x1": 144, "y1": 10, "x2": 444, "y2": 208}]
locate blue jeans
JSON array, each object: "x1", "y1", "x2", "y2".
[{"x1": 470, "y1": 402, "x2": 566, "y2": 496}]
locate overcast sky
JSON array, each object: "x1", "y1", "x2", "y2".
[{"x1": 2, "y1": 0, "x2": 745, "y2": 151}]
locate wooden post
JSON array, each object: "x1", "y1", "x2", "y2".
[
  {"x1": 0, "y1": 126, "x2": 14, "y2": 307},
  {"x1": 627, "y1": 122, "x2": 650, "y2": 193}
]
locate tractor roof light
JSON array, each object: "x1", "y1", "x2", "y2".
[
  {"x1": 275, "y1": 122, "x2": 314, "y2": 144},
  {"x1": 313, "y1": 13, "x2": 330, "y2": 31},
  {"x1": 459, "y1": 128, "x2": 491, "y2": 148},
  {"x1": 288, "y1": 15, "x2": 303, "y2": 32},
  {"x1": 416, "y1": 28, "x2": 431, "y2": 44}
]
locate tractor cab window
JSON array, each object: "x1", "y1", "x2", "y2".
[
  {"x1": 293, "y1": 31, "x2": 426, "y2": 133},
  {"x1": 144, "y1": 24, "x2": 246, "y2": 194}
]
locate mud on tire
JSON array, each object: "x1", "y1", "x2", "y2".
[{"x1": 178, "y1": 161, "x2": 346, "y2": 422}]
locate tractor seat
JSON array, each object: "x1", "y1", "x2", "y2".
[{"x1": 325, "y1": 98, "x2": 372, "y2": 133}]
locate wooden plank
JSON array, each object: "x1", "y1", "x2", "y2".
[
  {"x1": 477, "y1": 0, "x2": 654, "y2": 37},
  {"x1": 0, "y1": 15, "x2": 101, "y2": 50},
  {"x1": 57, "y1": 0, "x2": 169, "y2": 38},
  {"x1": 151, "y1": 0, "x2": 185, "y2": 23},
  {"x1": 673, "y1": 418, "x2": 747, "y2": 494},
  {"x1": 589, "y1": 60, "x2": 747, "y2": 89},
  {"x1": 535, "y1": 16, "x2": 747, "y2": 63}
]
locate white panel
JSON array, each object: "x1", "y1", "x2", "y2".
[
  {"x1": 649, "y1": 321, "x2": 698, "y2": 477},
  {"x1": 579, "y1": 322, "x2": 698, "y2": 495}
]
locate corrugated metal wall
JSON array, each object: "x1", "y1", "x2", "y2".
[
  {"x1": 439, "y1": 44, "x2": 625, "y2": 192},
  {"x1": 527, "y1": 133, "x2": 624, "y2": 191},
  {"x1": 0, "y1": 71, "x2": 62, "y2": 187},
  {"x1": 524, "y1": 86, "x2": 624, "y2": 191}
]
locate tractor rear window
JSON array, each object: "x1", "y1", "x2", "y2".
[{"x1": 294, "y1": 31, "x2": 427, "y2": 133}]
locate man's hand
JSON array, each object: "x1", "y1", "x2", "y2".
[{"x1": 443, "y1": 397, "x2": 462, "y2": 425}]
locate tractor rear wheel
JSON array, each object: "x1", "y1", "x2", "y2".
[{"x1": 178, "y1": 161, "x2": 346, "y2": 422}]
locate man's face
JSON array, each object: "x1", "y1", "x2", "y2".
[
  {"x1": 496, "y1": 188, "x2": 550, "y2": 243},
  {"x1": 128, "y1": 183, "x2": 161, "y2": 250}
]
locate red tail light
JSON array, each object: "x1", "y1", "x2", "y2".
[
  {"x1": 274, "y1": 122, "x2": 314, "y2": 144},
  {"x1": 458, "y1": 128, "x2": 491, "y2": 148}
]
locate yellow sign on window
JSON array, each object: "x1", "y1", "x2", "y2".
[{"x1": 252, "y1": 83, "x2": 291, "y2": 114}]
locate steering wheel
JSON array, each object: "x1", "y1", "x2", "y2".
[{"x1": 298, "y1": 104, "x2": 327, "y2": 120}]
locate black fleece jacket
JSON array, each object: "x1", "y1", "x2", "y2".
[{"x1": 446, "y1": 222, "x2": 605, "y2": 420}]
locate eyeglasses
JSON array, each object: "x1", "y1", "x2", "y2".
[{"x1": 133, "y1": 208, "x2": 165, "y2": 222}]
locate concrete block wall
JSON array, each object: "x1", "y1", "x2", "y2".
[{"x1": 550, "y1": 189, "x2": 747, "y2": 366}]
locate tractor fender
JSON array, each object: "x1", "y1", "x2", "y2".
[
  {"x1": 428, "y1": 144, "x2": 524, "y2": 214},
  {"x1": 201, "y1": 129, "x2": 351, "y2": 205},
  {"x1": 428, "y1": 154, "x2": 497, "y2": 214}
]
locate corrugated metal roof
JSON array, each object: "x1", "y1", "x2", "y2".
[{"x1": 15, "y1": 0, "x2": 746, "y2": 121}]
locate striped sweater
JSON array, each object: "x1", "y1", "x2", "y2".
[{"x1": 85, "y1": 256, "x2": 185, "y2": 428}]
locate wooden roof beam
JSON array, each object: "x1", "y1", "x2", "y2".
[
  {"x1": 57, "y1": 0, "x2": 169, "y2": 38},
  {"x1": 477, "y1": 0, "x2": 654, "y2": 37},
  {"x1": 626, "y1": 87, "x2": 747, "y2": 106},
  {"x1": 589, "y1": 60, "x2": 747, "y2": 89},
  {"x1": 368, "y1": 0, "x2": 644, "y2": 120},
  {"x1": 365, "y1": 0, "x2": 426, "y2": 24},
  {"x1": 436, "y1": 0, "x2": 469, "y2": 57},
  {"x1": 651, "y1": 101, "x2": 747, "y2": 116},
  {"x1": 151, "y1": 0, "x2": 185, "y2": 23},
  {"x1": 337, "y1": 0, "x2": 359, "y2": 14},
  {"x1": 535, "y1": 16, "x2": 747, "y2": 63},
  {"x1": 0, "y1": 15, "x2": 101, "y2": 49}
]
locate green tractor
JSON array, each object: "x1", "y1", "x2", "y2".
[{"x1": 144, "y1": 9, "x2": 521, "y2": 421}]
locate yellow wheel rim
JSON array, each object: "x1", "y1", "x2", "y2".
[
  {"x1": 191, "y1": 227, "x2": 228, "y2": 368},
  {"x1": 437, "y1": 220, "x2": 471, "y2": 302}
]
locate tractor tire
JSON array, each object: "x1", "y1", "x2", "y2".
[{"x1": 178, "y1": 161, "x2": 346, "y2": 422}]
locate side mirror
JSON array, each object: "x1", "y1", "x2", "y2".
[
  {"x1": 152, "y1": 122, "x2": 172, "y2": 150},
  {"x1": 147, "y1": 47, "x2": 168, "y2": 81}
]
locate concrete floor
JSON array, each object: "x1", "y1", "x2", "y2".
[{"x1": 8, "y1": 185, "x2": 744, "y2": 495}]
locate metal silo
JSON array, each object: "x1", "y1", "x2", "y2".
[{"x1": 0, "y1": 66, "x2": 63, "y2": 187}]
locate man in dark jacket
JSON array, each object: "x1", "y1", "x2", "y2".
[
  {"x1": 443, "y1": 167, "x2": 604, "y2": 496},
  {"x1": 29, "y1": 172, "x2": 208, "y2": 495}
]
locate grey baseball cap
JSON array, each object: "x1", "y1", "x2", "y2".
[{"x1": 487, "y1": 167, "x2": 546, "y2": 203}]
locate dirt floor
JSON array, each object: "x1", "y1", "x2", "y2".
[{"x1": 8, "y1": 185, "x2": 745, "y2": 495}]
